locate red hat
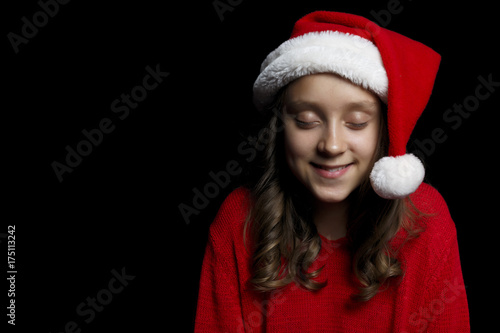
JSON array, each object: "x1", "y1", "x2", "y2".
[{"x1": 253, "y1": 11, "x2": 441, "y2": 199}]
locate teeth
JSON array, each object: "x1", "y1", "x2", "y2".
[{"x1": 319, "y1": 165, "x2": 348, "y2": 172}]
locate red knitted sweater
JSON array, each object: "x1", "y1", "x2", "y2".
[{"x1": 194, "y1": 183, "x2": 470, "y2": 332}]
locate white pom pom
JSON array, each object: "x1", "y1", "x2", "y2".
[{"x1": 369, "y1": 154, "x2": 425, "y2": 199}]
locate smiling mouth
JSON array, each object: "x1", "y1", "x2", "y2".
[{"x1": 310, "y1": 162, "x2": 353, "y2": 172}]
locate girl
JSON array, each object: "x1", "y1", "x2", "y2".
[{"x1": 195, "y1": 11, "x2": 469, "y2": 332}]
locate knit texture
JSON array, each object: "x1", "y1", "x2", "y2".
[{"x1": 194, "y1": 183, "x2": 470, "y2": 332}]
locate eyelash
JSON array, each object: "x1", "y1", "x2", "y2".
[
  {"x1": 295, "y1": 119, "x2": 317, "y2": 128},
  {"x1": 348, "y1": 122, "x2": 368, "y2": 129},
  {"x1": 295, "y1": 120, "x2": 368, "y2": 129}
]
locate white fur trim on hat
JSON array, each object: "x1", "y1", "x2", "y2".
[
  {"x1": 253, "y1": 30, "x2": 388, "y2": 110},
  {"x1": 369, "y1": 154, "x2": 425, "y2": 199}
]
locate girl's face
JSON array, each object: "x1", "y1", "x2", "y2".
[{"x1": 283, "y1": 73, "x2": 382, "y2": 203}]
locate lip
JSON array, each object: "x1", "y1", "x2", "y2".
[{"x1": 311, "y1": 162, "x2": 353, "y2": 179}]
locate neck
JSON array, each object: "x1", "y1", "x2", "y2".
[{"x1": 313, "y1": 199, "x2": 349, "y2": 241}]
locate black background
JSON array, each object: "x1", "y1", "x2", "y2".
[{"x1": 4, "y1": 0, "x2": 499, "y2": 332}]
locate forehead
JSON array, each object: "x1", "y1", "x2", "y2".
[{"x1": 284, "y1": 73, "x2": 380, "y2": 112}]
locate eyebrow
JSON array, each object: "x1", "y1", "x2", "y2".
[
  {"x1": 344, "y1": 101, "x2": 379, "y2": 111},
  {"x1": 284, "y1": 100, "x2": 320, "y2": 111},
  {"x1": 285, "y1": 100, "x2": 378, "y2": 112}
]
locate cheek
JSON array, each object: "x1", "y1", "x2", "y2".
[
  {"x1": 350, "y1": 126, "x2": 380, "y2": 162},
  {"x1": 284, "y1": 127, "x2": 317, "y2": 167}
]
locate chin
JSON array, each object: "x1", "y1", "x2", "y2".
[{"x1": 309, "y1": 185, "x2": 352, "y2": 203}]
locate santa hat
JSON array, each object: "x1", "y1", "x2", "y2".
[{"x1": 253, "y1": 11, "x2": 441, "y2": 199}]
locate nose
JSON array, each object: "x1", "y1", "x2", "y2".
[{"x1": 317, "y1": 124, "x2": 347, "y2": 156}]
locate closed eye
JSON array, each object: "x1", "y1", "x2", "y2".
[
  {"x1": 347, "y1": 122, "x2": 368, "y2": 129},
  {"x1": 295, "y1": 119, "x2": 319, "y2": 128}
]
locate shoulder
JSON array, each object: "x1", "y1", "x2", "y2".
[
  {"x1": 208, "y1": 187, "x2": 252, "y2": 244},
  {"x1": 407, "y1": 182, "x2": 457, "y2": 253},
  {"x1": 411, "y1": 182, "x2": 451, "y2": 218}
]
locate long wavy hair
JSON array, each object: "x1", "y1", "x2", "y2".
[{"x1": 244, "y1": 87, "x2": 422, "y2": 302}]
